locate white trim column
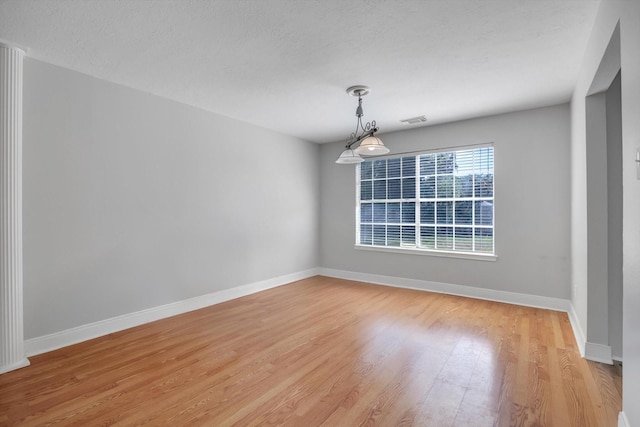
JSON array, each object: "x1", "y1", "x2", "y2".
[{"x1": 0, "y1": 43, "x2": 29, "y2": 374}]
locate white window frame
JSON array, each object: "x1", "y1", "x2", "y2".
[{"x1": 355, "y1": 143, "x2": 496, "y2": 261}]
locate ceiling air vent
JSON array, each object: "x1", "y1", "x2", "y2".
[{"x1": 400, "y1": 115, "x2": 427, "y2": 125}]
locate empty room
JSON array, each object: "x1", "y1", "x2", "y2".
[{"x1": 1, "y1": 1, "x2": 639, "y2": 426}]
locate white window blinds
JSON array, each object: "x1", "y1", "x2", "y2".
[{"x1": 357, "y1": 145, "x2": 494, "y2": 255}]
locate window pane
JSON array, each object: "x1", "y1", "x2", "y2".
[
  {"x1": 455, "y1": 175, "x2": 473, "y2": 197},
  {"x1": 420, "y1": 176, "x2": 435, "y2": 198},
  {"x1": 475, "y1": 201, "x2": 493, "y2": 225},
  {"x1": 387, "y1": 202, "x2": 400, "y2": 223},
  {"x1": 360, "y1": 224, "x2": 372, "y2": 245},
  {"x1": 455, "y1": 150, "x2": 474, "y2": 175},
  {"x1": 474, "y1": 147, "x2": 494, "y2": 197},
  {"x1": 361, "y1": 161, "x2": 372, "y2": 180},
  {"x1": 436, "y1": 226, "x2": 453, "y2": 250},
  {"x1": 455, "y1": 227, "x2": 473, "y2": 251},
  {"x1": 475, "y1": 228, "x2": 493, "y2": 252},
  {"x1": 474, "y1": 147, "x2": 494, "y2": 175},
  {"x1": 387, "y1": 225, "x2": 400, "y2": 247},
  {"x1": 455, "y1": 201, "x2": 472, "y2": 224},
  {"x1": 374, "y1": 180, "x2": 387, "y2": 200},
  {"x1": 373, "y1": 225, "x2": 386, "y2": 245},
  {"x1": 420, "y1": 154, "x2": 435, "y2": 175},
  {"x1": 437, "y1": 152, "x2": 455, "y2": 174},
  {"x1": 360, "y1": 181, "x2": 372, "y2": 200},
  {"x1": 373, "y1": 159, "x2": 387, "y2": 179},
  {"x1": 373, "y1": 203, "x2": 386, "y2": 222},
  {"x1": 420, "y1": 201, "x2": 434, "y2": 224},
  {"x1": 361, "y1": 203, "x2": 372, "y2": 223},
  {"x1": 474, "y1": 173, "x2": 493, "y2": 197},
  {"x1": 420, "y1": 226, "x2": 435, "y2": 248},
  {"x1": 437, "y1": 175, "x2": 453, "y2": 198},
  {"x1": 436, "y1": 201, "x2": 453, "y2": 224},
  {"x1": 402, "y1": 157, "x2": 415, "y2": 177},
  {"x1": 401, "y1": 202, "x2": 415, "y2": 223},
  {"x1": 402, "y1": 177, "x2": 416, "y2": 199},
  {"x1": 388, "y1": 179, "x2": 401, "y2": 199},
  {"x1": 402, "y1": 226, "x2": 416, "y2": 245},
  {"x1": 388, "y1": 158, "x2": 401, "y2": 178}
]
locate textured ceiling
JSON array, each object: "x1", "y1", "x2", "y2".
[{"x1": 0, "y1": 0, "x2": 599, "y2": 144}]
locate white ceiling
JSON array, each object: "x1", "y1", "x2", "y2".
[{"x1": 0, "y1": 0, "x2": 599, "y2": 144}]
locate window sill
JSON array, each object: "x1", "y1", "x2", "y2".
[{"x1": 354, "y1": 244, "x2": 498, "y2": 261}]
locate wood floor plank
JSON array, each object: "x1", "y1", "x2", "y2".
[{"x1": 0, "y1": 276, "x2": 622, "y2": 426}]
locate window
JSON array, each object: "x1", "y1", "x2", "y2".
[{"x1": 357, "y1": 145, "x2": 494, "y2": 255}]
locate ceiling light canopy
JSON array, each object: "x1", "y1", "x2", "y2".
[{"x1": 336, "y1": 86, "x2": 389, "y2": 164}]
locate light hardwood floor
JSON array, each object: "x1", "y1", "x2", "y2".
[{"x1": 0, "y1": 276, "x2": 621, "y2": 426}]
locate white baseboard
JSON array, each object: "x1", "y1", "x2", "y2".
[
  {"x1": 584, "y1": 341, "x2": 613, "y2": 365},
  {"x1": 567, "y1": 304, "x2": 586, "y2": 357},
  {"x1": 0, "y1": 358, "x2": 30, "y2": 375},
  {"x1": 25, "y1": 268, "x2": 319, "y2": 357},
  {"x1": 618, "y1": 411, "x2": 630, "y2": 427},
  {"x1": 566, "y1": 301, "x2": 616, "y2": 364},
  {"x1": 319, "y1": 268, "x2": 572, "y2": 312},
  {"x1": 319, "y1": 269, "x2": 616, "y2": 365},
  {"x1": 25, "y1": 267, "x2": 609, "y2": 368}
]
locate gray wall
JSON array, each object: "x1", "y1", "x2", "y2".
[
  {"x1": 22, "y1": 59, "x2": 319, "y2": 339},
  {"x1": 320, "y1": 104, "x2": 571, "y2": 300}
]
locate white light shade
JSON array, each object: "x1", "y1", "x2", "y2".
[
  {"x1": 355, "y1": 135, "x2": 390, "y2": 156},
  {"x1": 335, "y1": 148, "x2": 365, "y2": 164}
]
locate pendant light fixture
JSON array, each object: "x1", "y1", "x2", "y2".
[{"x1": 335, "y1": 85, "x2": 389, "y2": 164}]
